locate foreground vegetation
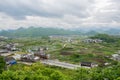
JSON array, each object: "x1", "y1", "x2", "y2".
[
  {"x1": 0, "y1": 56, "x2": 6, "y2": 73},
  {"x1": 0, "y1": 62, "x2": 120, "y2": 80}
]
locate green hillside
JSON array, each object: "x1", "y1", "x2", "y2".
[{"x1": 0, "y1": 27, "x2": 81, "y2": 38}]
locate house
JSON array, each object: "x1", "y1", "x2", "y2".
[
  {"x1": 0, "y1": 53, "x2": 14, "y2": 57},
  {"x1": 80, "y1": 62, "x2": 98, "y2": 68},
  {"x1": 20, "y1": 53, "x2": 40, "y2": 62},
  {"x1": 12, "y1": 54, "x2": 21, "y2": 60},
  {"x1": 112, "y1": 54, "x2": 120, "y2": 61},
  {"x1": 4, "y1": 57, "x2": 17, "y2": 65},
  {"x1": 4, "y1": 43, "x2": 18, "y2": 51},
  {"x1": 34, "y1": 48, "x2": 50, "y2": 59},
  {"x1": 104, "y1": 62, "x2": 110, "y2": 66},
  {"x1": 0, "y1": 49, "x2": 14, "y2": 57}
]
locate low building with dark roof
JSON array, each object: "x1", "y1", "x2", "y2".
[
  {"x1": 34, "y1": 48, "x2": 50, "y2": 59},
  {"x1": 4, "y1": 57, "x2": 17, "y2": 65},
  {"x1": 80, "y1": 62, "x2": 98, "y2": 68},
  {"x1": 20, "y1": 53, "x2": 40, "y2": 62}
]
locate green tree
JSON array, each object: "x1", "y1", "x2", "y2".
[
  {"x1": 73, "y1": 68, "x2": 91, "y2": 80},
  {"x1": 50, "y1": 71, "x2": 66, "y2": 80},
  {"x1": 0, "y1": 56, "x2": 6, "y2": 73}
]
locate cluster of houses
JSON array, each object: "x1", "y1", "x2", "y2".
[
  {"x1": 0, "y1": 43, "x2": 19, "y2": 65},
  {"x1": 111, "y1": 50, "x2": 120, "y2": 61},
  {"x1": 21, "y1": 53, "x2": 40, "y2": 62},
  {"x1": 0, "y1": 43, "x2": 19, "y2": 57},
  {"x1": 4, "y1": 43, "x2": 19, "y2": 51},
  {"x1": 83, "y1": 39, "x2": 103, "y2": 43},
  {"x1": 4, "y1": 57, "x2": 17, "y2": 65},
  {"x1": 0, "y1": 43, "x2": 19, "y2": 53},
  {"x1": 112, "y1": 54, "x2": 120, "y2": 61},
  {"x1": 1, "y1": 46, "x2": 50, "y2": 65},
  {"x1": 0, "y1": 36, "x2": 8, "y2": 41},
  {"x1": 0, "y1": 47, "x2": 50, "y2": 67},
  {"x1": 21, "y1": 48, "x2": 50, "y2": 62}
]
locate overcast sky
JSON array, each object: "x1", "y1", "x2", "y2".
[{"x1": 0, "y1": 0, "x2": 120, "y2": 30}]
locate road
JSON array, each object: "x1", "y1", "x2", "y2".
[
  {"x1": 10, "y1": 53, "x2": 89, "y2": 69},
  {"x1": 17, "y1": 62, "x2": 33, "y2": 65},
  {"x1": 41, "y1": 60, "x2": 81, "y2": 69},
  {"x1": 18, "y1": 60, "x2": 90, "y2": 69},
  {"x1": 8, "y1": 53, "x2": 90, "y2": 69},
  {"x1": 18, "y1": 60, "x2": 81, "y2": 69}
]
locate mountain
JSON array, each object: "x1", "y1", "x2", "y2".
[
  {"x1": 0, "y1": 27, "x2": 120, "y2": 38},
  {"x1": 74, "y1": 27, "x2": 120, "y2": 35},
  {"x1": 0, "y1": 27, "x2": 81, "y2": 38}
]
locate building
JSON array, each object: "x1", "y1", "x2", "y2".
[
  {"x1": 112, "y1": 54, "x2": 120, "y2": 61},
  {"x1": 83, "y1": 39, "x2": 103, "y2": 43},
  {"x1": 4, "y1": 43, "x2": 18, "y2": 51},
  {"x1": 4, "y1": 57, "x2": 17, "y2": 65},
  {"x1": 34, "y1": 48, "x2": 50, "y2": 59},
  {"x1": 0, "y1": 49, "x2": 14, "y2": 57},
  {"x1": 20, "y1": 53, "x2": 40, "y2": 62},
  {"x1": 80, "y1": 62, "x2": 98, "y2": 68}
]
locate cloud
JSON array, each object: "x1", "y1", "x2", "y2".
[
  {"x1": 0, "y1": 0, "x2": 119, "y2": 30},
  {"x1": 0, "y1": 0, "x2": 94, "y2": 19}
]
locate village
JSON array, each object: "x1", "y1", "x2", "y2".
[
  {"x1": 0, "y1": 42, "x2": 92, "y2": 69},
  {"x1": 0, "y1": 35, "x2": 120, "y2": 70}
]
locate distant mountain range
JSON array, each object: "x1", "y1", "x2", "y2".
[
  {"x1": 0, "y1": 27, "x2": 81, "y2": 38},
  {"x1": 0, "y1": 27, "x2": 120, "y2": 38}
]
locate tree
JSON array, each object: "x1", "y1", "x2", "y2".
[
  {"x1": 0, "y1": 56, "x2": 6, "y2": 73},
  {"x1": 73, "y1": 68, "x2": 91, "y2": 80},
  {"x1": 91, "y1": 34, "x2": 119, "y2": 43},
  {"x1": 50, "y1": 71, "x2": 66, "y2": 80}
]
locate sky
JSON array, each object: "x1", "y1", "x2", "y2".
[{"x1": 0, "y1": 0, "x2": 120, "y2": 30}]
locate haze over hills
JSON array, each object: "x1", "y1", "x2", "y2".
[{"x1": 0, "y1": 27, "x2": 120, "y2": 38}]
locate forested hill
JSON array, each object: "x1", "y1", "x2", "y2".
[
  {"x1": 0, "y1": 27, "x2": 81, "y2": 38},
  {"x1": 1, "y1": 27, "x2": 120, "y2": 38}
]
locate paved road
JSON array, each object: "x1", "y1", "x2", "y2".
[
  {"x1": 17, "y1": 62, "x2": 33, "y2": 65},
  {"x1": 10, "y1": 54, "x2": 90, "y2": 69},
  {"x1": 18, "y1": 60, "x2": 90, "y2": 69},
  {"x1": 41, "y1": 60, "x2": 81, "y2": 69},
  {"x1": 4, "y1": 52, "x2": 90, "y2": 69}
]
